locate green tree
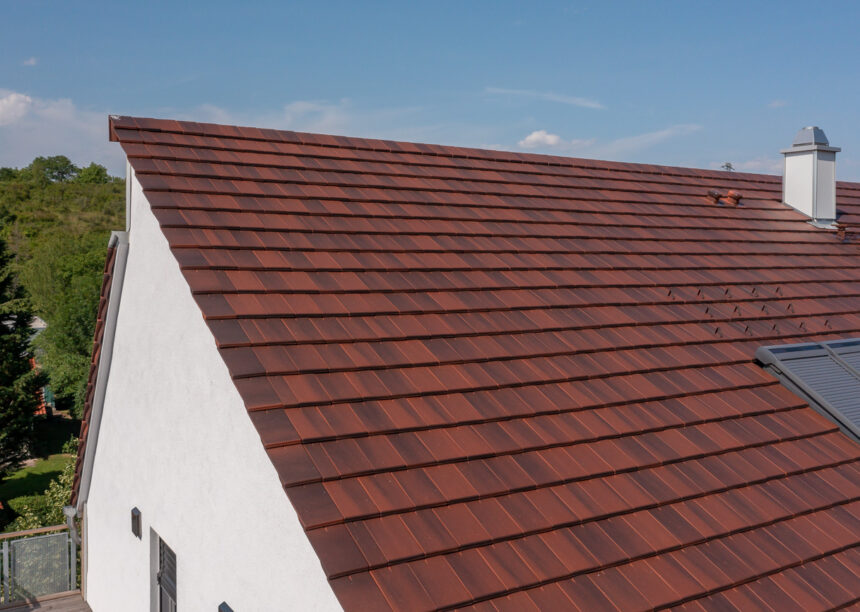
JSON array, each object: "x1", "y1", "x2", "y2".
[
  {"x1": 0, "y1": 238, "x2": 45, "y2": 481},
  {"x1": 25, "y1": 156, "x2": 79, "y2": 184},
  {"x1": 0, "y1": 156, "x2": 123, "y2": 418},
  {"x1": 24, "y1": 232, "x2": 106, "y2": 416},
  {"x1": 75, "y1": 163, "x2": 110, "y2": 185}
]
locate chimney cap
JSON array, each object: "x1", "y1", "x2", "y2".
[
  {"x1": 792, "y1": 126, "x2": 830, "y2": 147},
  {"x1": 782, "y1": 126, "x2": 840, "y2": 154}
]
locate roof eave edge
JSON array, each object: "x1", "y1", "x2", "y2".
[
  {"x1": 74, "y1": 229, "x2": 130, "y2": 513},
  {"x1": 108, "y1": 115, "x2": 124, "y2": 142}
]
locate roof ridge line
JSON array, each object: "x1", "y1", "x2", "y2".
[{"x1": 111, "y1": 116, "x2": 785, "y2": 184}]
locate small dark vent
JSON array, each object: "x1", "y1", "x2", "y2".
[
  {"x1": 756, "y1": 339, "x2": 860, "y2": 441},
  {"x1": 131, "y1": 507, "x2": 141, "y2": 539}
]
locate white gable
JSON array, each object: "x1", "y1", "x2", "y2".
[{"x1": 83, "y1": 170, "x2": 340, "y2": 611}]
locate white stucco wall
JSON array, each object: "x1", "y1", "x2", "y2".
[{"x1": 84, "y1": 173, "x2": 341, "y2": 611}]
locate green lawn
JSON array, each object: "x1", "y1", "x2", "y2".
[
  {"x1": 0, "y1": 454, "x2": 74, "y2": 504},
  {"x1": 0, "y1": 416, "x2": 80, "y2": 530}
]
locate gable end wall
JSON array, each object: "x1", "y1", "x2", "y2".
[{"x1": 83, "y1": 172, "x2": 340, "y2": 611}]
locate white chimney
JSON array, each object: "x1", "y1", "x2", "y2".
[{"x1": 781, "y1": 126, "x2": 840, "y2": 224}]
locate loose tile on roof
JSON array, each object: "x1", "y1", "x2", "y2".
[{"x1": 80, "y1": 116, "x2": 860, "y2": 610}]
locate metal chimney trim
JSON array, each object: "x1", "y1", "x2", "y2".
[
  {"x1": 793, "y1": 126, "x2": 829, "y2": 146},
  {"x1": 781, "y1": 126, "x2": 841, "y2": 154},
  {"x1": 781, "y1": 126, "x2": 839, "y2": 223}
]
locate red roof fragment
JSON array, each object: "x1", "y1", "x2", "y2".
[{"x1": 79, "y1": 116, "x2": 860, "y2": 610}]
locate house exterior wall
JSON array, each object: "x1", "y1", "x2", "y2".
[{"x1": 83, "y1": 173, "x2": 340, "y2": 611}]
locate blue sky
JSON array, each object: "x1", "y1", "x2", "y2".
[{"x1": 2, "y1": 1, "x2": 860, "y2": 178}]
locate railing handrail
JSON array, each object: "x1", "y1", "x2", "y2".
[{"x1": 0, "y1": 525, "x2": 67, "y2": 541}]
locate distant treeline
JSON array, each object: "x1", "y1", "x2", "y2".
[{"x1": 0, "y1": 156, "x2": 125, "y2": 418}]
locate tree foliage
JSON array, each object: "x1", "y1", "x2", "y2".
[
  {"x1": 5, "y1": 460, "x2": 74, "y2": 531},
  {"x1": 4, "y1": 156, "x2": 112, "y2": 187},
  {"x1": 0, "y1": 157, "x2": 124, "y2": 417},
  {"x1": 75, "y1": 163, "x2": 111, "y2": 185},
  {"x1": 0, "y1": 238, "x2": 46, "y2": 480},
  {"x1": 27, "y1": 156, "x2": 79, "y2": 184}
]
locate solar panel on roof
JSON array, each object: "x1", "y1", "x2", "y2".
[{"x1": 756, "y1": 339, "x2": 860, "y2": 441}]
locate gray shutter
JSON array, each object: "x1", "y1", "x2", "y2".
[
  {"x1": 756, "y1": 339, "x2": 860, "y2": 441},
  {"x1": 828, "y1": 338, "x2": 860, "y2": 371},
  {"x1": 158, "y1": 538, "x2": 177, "y2": 612}
]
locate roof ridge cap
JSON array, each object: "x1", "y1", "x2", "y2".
[{"x1": 108, "y1": 115, "x2": 787, "y2": 185}]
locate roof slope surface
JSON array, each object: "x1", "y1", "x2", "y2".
[{"x1": 107, "y1": 116, "x2": 860, "y2": 610}]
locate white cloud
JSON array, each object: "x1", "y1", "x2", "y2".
[
  {"x1": 186, "y1": 99, "x2": 425, "y2": 138},
  {"x1": 567, "y1": 138, "x2": 598, "y2": 152},
  {"x1": 597, "y1": 124, "x2": 701, "y2": 156},
  {"x1": 486, "y1": 87, "x2": 605, "y2": 110},
  {"x1": 194, "y1": 103, "x2": 234, "y2": 125},
  {"x1": 768, "y1": 99, "x2": 787, "y2": 108},
  {"x1": 0, "y1": 93, "x2": 434, "y2": 175},
  {"x1": 518, "y1": 129, "x2": 562, "y2": 148},
  {"x1": 0, "y1": 89, "x2": 122, "y2": 173},
  {"x1": 280, "y1": 100, "x2": 354, "y2": 132},
  {"x1": 0, "y1": 89, "x2": 704, "y2": 180},
  {"x1": 0, "y1": 92, "x2": 33, "y2": 126},
  {"x1": 22, "y1": 57, "x2": 37, "y2": 67},
  {"x1": 0, "y1": 92, "x2": 490, "y2": 175},
  {"x1": 193, "y1": 101, "x2": 523, "y2": 153},
  {"x1": 191, "y1": 100, "x2": 354, "y2": 133},
  {"x1": 515, "y1": 124, "x2": 700, "y2": 158}
]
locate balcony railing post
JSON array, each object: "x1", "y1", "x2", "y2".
[
  {"x1": 69, "y1": 531, "x2": 76, "y2": 591},
  {"x1": 2, "y1": 539, "x2": 8, "y2": 604}
]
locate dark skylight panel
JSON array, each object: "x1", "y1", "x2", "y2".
[{"x1": 756, "y1": 339, "x2": 860, "y2": 441}]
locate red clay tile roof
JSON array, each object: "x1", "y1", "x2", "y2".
[{"x1": 107, "y1": 116, "x2": 860, "y2": 609}]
